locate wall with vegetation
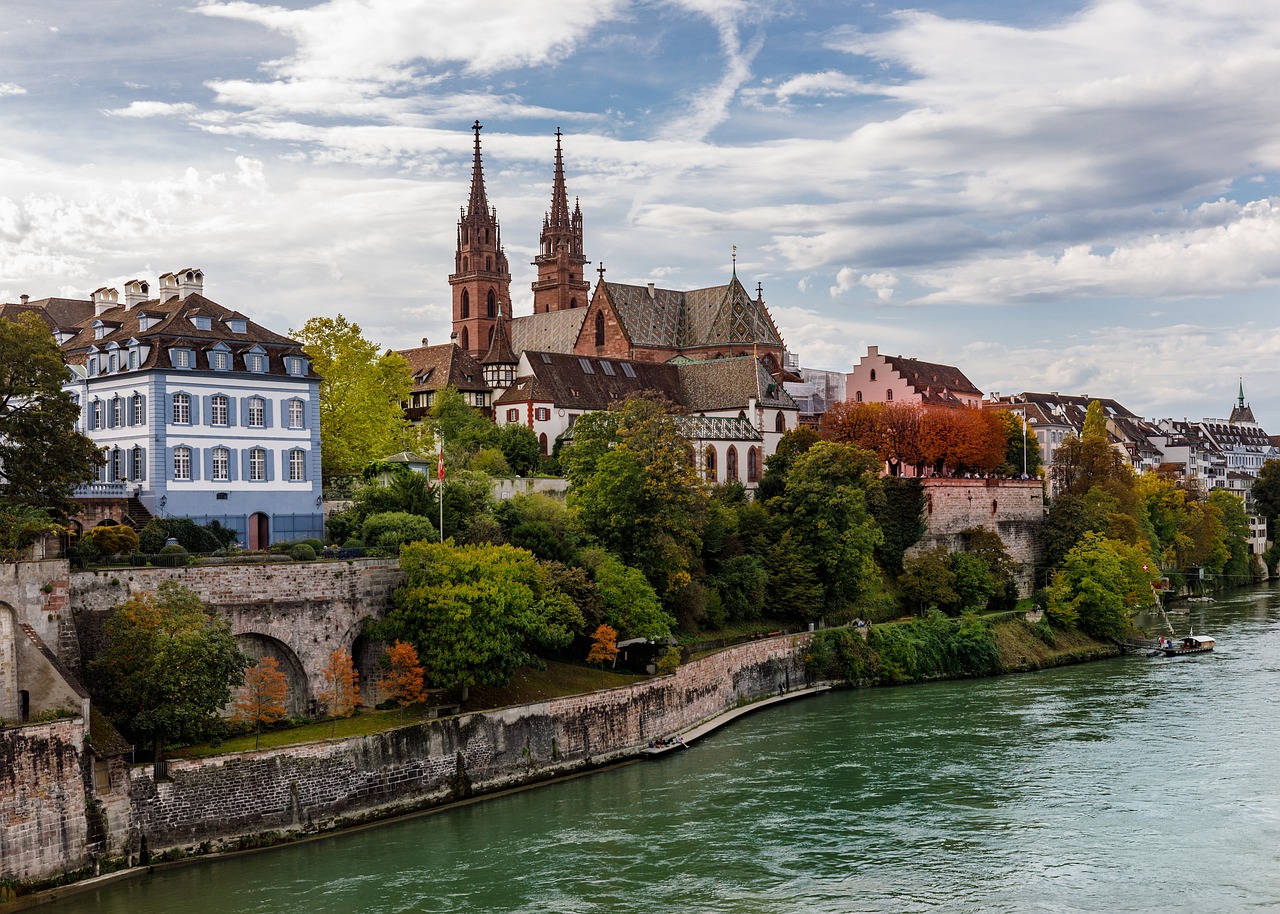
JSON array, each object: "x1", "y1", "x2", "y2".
[
  {"x1": 0, "y1": 717, "x2": 91, "y2": 883},
  {"x1": 119, "y1": 633, "x2": 809, "y2": 856},
  {"x1": 917, "y1": 478, "x2": 1044, "y2": 593}
]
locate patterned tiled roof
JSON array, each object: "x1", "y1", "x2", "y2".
[
  {"x1": 673, "y1": 415, "x2": 762, "y2": 441},
  {"x1": 602, "y1": 276, "x2": 784, "y2": 350},
  {"x1": 396, "y1": 342, "x2": 488, "y2": 393}
]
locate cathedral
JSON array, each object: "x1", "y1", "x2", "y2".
[
  {"x1": 444, "y1": 120, "x2": 793, "y2": 380},
  {"x1": 398, "y1": 122, "x2": 802, "y2": 485}
]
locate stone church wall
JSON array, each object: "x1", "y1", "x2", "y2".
[
  {"x1": 120, "y1": 633, "x2": 809, "y2": 855},
  {"x1": 915, "y1": 478, "x2": 1045, "y2": 594}
]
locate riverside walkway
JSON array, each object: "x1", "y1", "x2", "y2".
[{"x1": 642, "y1": 685, "x2": 831, "y2": 756}]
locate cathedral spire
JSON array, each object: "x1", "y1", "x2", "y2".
[
  {"x1": 467, "y1": 120, "x2": 489, "y2": 217},
  {"x1": 532, "y1": 129, "x2": 590, "y2": 313}
]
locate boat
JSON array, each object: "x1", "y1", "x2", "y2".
[{"x1": 1153, "y1": 635, "x2": 1215, "y2": 656}]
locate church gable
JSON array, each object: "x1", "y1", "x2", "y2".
[{"x1": 572, "y1": 282, "x2": 633, "y2": 358}]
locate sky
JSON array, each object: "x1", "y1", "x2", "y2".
[{"x1": 2, "y1": 0, "x2": 1279, "y2": 425}]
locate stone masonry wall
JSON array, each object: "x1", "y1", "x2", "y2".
[
  {"x1": 66, "y1": 559, "x2": 404, "y2": 706},
  {"x1": 122, "y1": 634, "x2": 810, "y2": 854},
  {"x1": 0, "y1": 718, "x2": 90, "y2": 882},
  {"x1": 915, "y1": 478, "x2": 1045, "y2": 594}
]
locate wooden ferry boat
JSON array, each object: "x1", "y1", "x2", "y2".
[{"x1": 1154, "y1": 635, "x2": 1215, "y2": 656}]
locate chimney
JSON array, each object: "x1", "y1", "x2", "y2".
[
  {"x1": 124, "y1": 279, "x2": 150, "y2": 310},
  {"x1": 177, "y1": 268, "x2": 204, "y2": 300},
  {"x1": 867, "y1": 345, "x2": 878, "y2": 357},
  {"x1": 91, "y1": 286, "x2": 119, "y2": 316},
  {"x1": 19, "y1": 294, "x2": 28, "y2": 304},
  {"x1": 422, "y1": 338, "x2": 429, "y2": 347},
  {"x1": 158, "y1": 272, "x2": 179, "y2": 302},
  {"x1": 647, "y1": 282, "x2": 655, "y2": 298}
]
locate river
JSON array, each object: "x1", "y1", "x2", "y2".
[{"x1": 44, "y1": 586, "x2": 1280, "y2": 913}]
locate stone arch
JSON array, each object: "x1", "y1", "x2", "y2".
[
  {"x1": 235, "y1": 633, "x2": 309, "y2": 716},
  {"x1": 352, "y1": 631, "x2": 388, "y2": 708},
  {"x1": 539, "y1": 433, "x2": 548, "y2": 456},
  {"x1": 0, "y1": 602, "x2": 17, "y2": 722}
]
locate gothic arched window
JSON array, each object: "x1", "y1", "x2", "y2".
[
  {"x1": 487, "y1": 290, "x2": 496, "y2": 318},
  {"x1": 856, "y1": 391, "x2": 863, "y2": 402},
  {"x1": 886, "y1": 389, "x2": 893, "y2": 402},
  {"x1": 461, "y1": 327, "x2": 469, "y2": 352},
  {"x1": 569, "y1": 298, "x2": 577, "y2": 309},
  {"x1": 461, "y1": 289, "x2": 470, "y2": 318},
  {"x1": 486, "y1": 256, "x2": 493, "y2": 272},
  {"x1": 870, "y1": 369, "x2": 877, "y2": 381},
  {"x1": 775, "y1": 411, "x2": 786, "y2": 433},
  {"x1": 539, "y1": 433, "x2": 548, "y2": 456},
  {"x1": 595, "y1": 311, "x2": 605, "y2": 346},
  {"x1": 726, "y1": 445, "x2": 739, "y2": 482},
  {"x1": 705, "y1": 446, "x2": 717, "y2": 482},
  {"x1": 747, "y1": 447, "x2": 760, "y2": 483}
]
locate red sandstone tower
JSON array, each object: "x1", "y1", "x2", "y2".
[
  {"x1": 450, "y1": 121, "x2": 511, "y2": 358},
  {"x1": 531, "y1": 129, "x2": 590, "y2": 314}
]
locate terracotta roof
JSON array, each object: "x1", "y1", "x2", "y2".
[
  {"x1": 396, "y1": 343, "x2": 488, "y2": 393},
  {"x1": 883, "y1": 354, "x2": 983, "y2": 402}
]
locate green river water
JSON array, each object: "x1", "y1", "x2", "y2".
[{"x1": 43, "y1": 586, "x2": 1280, "y2": 913}]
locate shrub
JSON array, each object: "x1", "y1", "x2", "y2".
[
  {"x1": 342, "y1": 537, "x2": 365, "y2": 549},
  {"x1": 289, "y1": 543, "x2": 317, "y2": 562},
  {"x1": 360, "y1": 511, "x2": 437, "y2": 554},
  {"x1": 138, "y1": 519, "x2": 222, "y2": 554},
  {"x1": 88, "y1": 524, "x2": 139, "y2": 557},
  {"x1": 155, "y1": 543, "x2": 189, "y2": 567},
  {"x1": 301, "y1": 538, "x2": 324, "y2": 552}
]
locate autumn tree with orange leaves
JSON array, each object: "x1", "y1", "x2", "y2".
[
  {"x1": 319, "y1": 647, "x2": 361, "y2": 735},
  {"x1": 385, "y1": 640, "x2": 427, "y2": 711},
  {"x1": 586, "y1": 623, "x2": 620, "y2": 667},
  {"x1": 824, "y1": 400, "x2": 1005, "y2": 476},
  {"x1": 233, "y1": 656, "x2": 289, "y2": 748}
]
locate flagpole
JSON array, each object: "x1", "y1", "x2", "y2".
[{"x1": 437, "y1": 438, "x2": 445, "y2": 542}]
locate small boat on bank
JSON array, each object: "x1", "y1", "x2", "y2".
[{"x1": 1153, "y1": 635, "x2": 1216, "y2": 656}]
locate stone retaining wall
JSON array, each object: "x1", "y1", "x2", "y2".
[
  {"x1": 916, "y1": 478, "x2": 1044, "y2": 594},
  {"x1": 122, "y1": 634, "x2": 809, "y2": 854},
  {"x1": 0, "y1": 718, "x2": 90, "y2": 883}
]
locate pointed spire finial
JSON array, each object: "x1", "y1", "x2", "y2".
[
  {"x1": 732, "y1": 244, "x2": 737, "y2": 275},
  {"x1": 1239, "y1": 376, "x2": 1247, "y2": 408},
  {"x1": 598, "y1": 262, "x2": 606, "y2": 281},
  {"x1": 467, "y1": 120, "x2": 489, "y2": 216}
]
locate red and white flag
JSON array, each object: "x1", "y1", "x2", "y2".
[{"x1": 437, "y1": 447, "x2": 445, "y2": 482}]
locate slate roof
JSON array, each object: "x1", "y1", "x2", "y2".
[
  {"x1": 676, "y1": 356, "x2": 797, "y2": 412},
  {"x1": 494, "y1": 351, "x2": 683, "y2": 410},
  {"x1": 396, "y1": 342, "x2": 488, "y2": 393},
  {"x1": 509, "y1": 308, "x2": 587, "y2": 354},
  {"x1": 482, "y1": 309, "x2": 518, "y2": 366}
]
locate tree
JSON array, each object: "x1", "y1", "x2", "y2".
[
  {"x1": 292, "y1": 315, "x2": 413, "y2": 480},
  {"x1": 1208, "y1": 489, "x2": 1253, "y2": 587},
  {"x1": 586, "y1": 624, "x2": 620, "y2": 667},
  {"x1": 769, "y1": 441, "x2": 884, "y2": 617},
  {"x1": 499, "y1": 423, "x2": 542, "y2": 476},
  {"x1": 89, "y1": 581, "x2": 248, "y2": 774},
  {"x1": 898, "y1": 546, "x2": 958, "y2": 615},
  {"x1": 0, "y1": 503, "x2": 65, "y2": 561},
  {"x1": 380, "y1": 541, "x2": 583, "y2": 698},
  {"x1": 581, "y1": 547, "x2": 674, "y2": 640},
  {"x1": 1045, "y1": 532, "x2": 1155, "y2": 641},
  {"x1": 233, "y1": 656, "x2": 289, "y2": 749},
  {"x1": 431, "y1": 387, "x2": 499, "y2": 462},
  {"x1": 384, "y1": 640, "x2": 427, "y2": 710},
  {"x1": 565, "y1": 396, "x2": 707, "y2": 599},
  {"x1": 1253, "y1": 459, "x2": 1280, "y2": 540},
  {"x1": 995, "y1": 409, "x2": 1043, "y2": 477},
  {"x1": 319, "y1": 647, "x2": 361, "y2": 735},
  {"x1": 0, "y1": 313, "x2": 103, "y2": 509}
]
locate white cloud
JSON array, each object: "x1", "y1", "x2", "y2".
[
  {"x1": 0, "y1": 83, "x2": 26, "y2": 97},
  {"x1": 105, "y1": 101, "x2": 199, "y2": 118}
]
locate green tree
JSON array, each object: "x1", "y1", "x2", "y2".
[
  {"x1": 89, "y1": 581, "x2": 248, "y2": 774},
  {"x1": 996, "y1": 409, "x2": 1043, "y2": 477},
  {"x1": 498, "y1": 423, "x2": 542, "y2": 476},
  {"x1": 757, "y1": 426, "x2": 821, "y2": 500},
  {"x1": 360, "y1": 511, "x2": 437, "y2": 553},
  {"x1": 565, "y1": 397, "x2": 707, "y2": 599},
  {"x1": 1253, "y1": 459, "x2": 1280, "y2": 540},
  {"x1": 769, "y1": 440, "x2": 884, "y2": 617},
  {"x1": 431, "y1": 387, "x2": 499, "y2": 461},
  {"x1": 1208, "y1": 489, "x2": 1253, "y2": 587},
  {"x1": 0, "y1": 504, "x2": 65, "y2": 561},
  {"x1": 898, "y1": 547, "x2": 957, "y2": 615},
  {"x1": 581, "y1": 547, "x2": 674, "y2": 640},
  {"x1": 292, "y1": 315, "x2": 413, "y2": 480},
  {"x1": 380, "y1": 541, "x2": 583, "y2": 698},
  {"x1": 0, "y1": 313, "x2": 103, "y2": 509},
  {"x1": 1045, "y1": 532, "x2": 1155, "y2": 641}
]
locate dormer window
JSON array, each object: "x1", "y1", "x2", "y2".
[
  {"x1": 247, "y1": 353, "x2": 265, "y2": 373},
  {"x1": 286, "y1": 356, "x2": 307, "y2": 376},
  {"x1": 212, "y1": 350, "x2": 229, "y2": 371},
  {"x1": 94, "y1": 325, "x2": 108, "y2": 340},
  {"x1": 88, "y1": 356, "x2": 99, "y2": 376},
  {"x1": 191, "y1": 315, "x2": 212, "y2": 331},
  {"x1": 128, "y1": 348, "x2": 139, "y2": 370},
  {"x1": 225, "y1": 319, "x2": 247, "y2": 334},
  {"x1": 172, "y1": 348, "x2": 191, "y2": 369}
]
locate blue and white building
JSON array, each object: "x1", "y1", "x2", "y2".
[{"x1": 50, "y1": 269, "x2": 323, "y2": 548}]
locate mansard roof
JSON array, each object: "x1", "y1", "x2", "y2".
[
  {"x1": 50, "y1": 290, "x2": 309, "y2": 378},
  {"x1": 396, "y1": 342, "x2": 488, "y2": 393},
  {"x1": 0, "y1": 297, "x2": 93, "y2": 331}
]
